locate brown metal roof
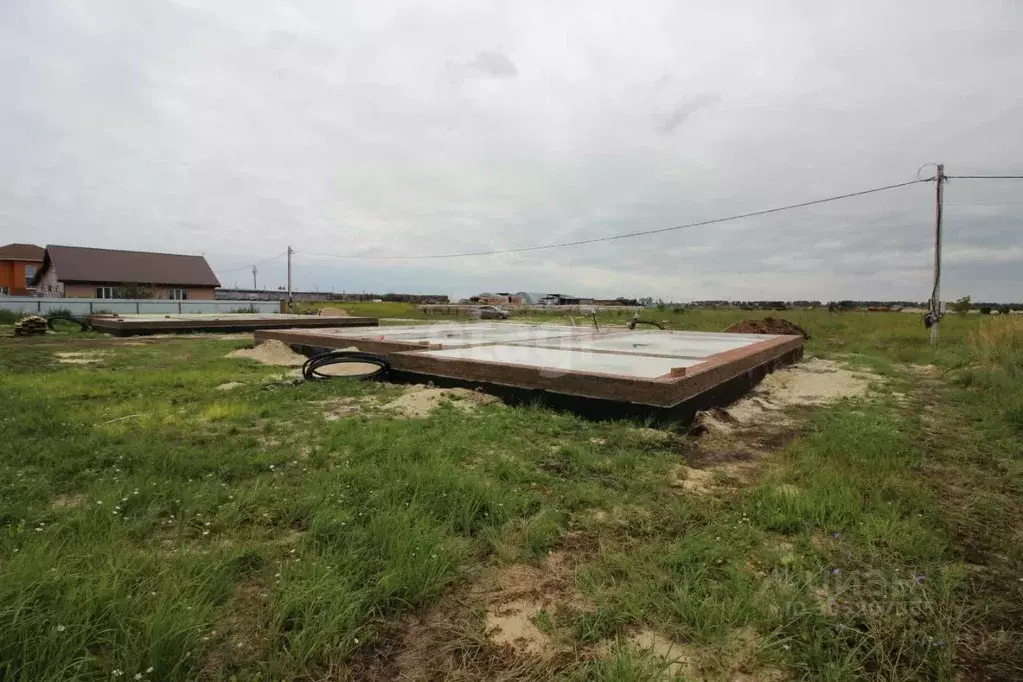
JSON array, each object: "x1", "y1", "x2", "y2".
[
  {"x1": 0, "y1": 243, "x2": 45, "y2": 262},
  {"x1": 37, "y1": 245, "x2": 221, "y2": 287}
]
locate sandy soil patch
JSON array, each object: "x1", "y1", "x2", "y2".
[
  {"x1": 52, "y1": 494, "x2": 86, "y2": 510},
  {"x1": 384, "y1": 386, "x2": 500, "y2": 418},
  {"x1": 352, "y1": 550, "x2": 588, "y2": 679},
  {"x1": 626, "y1": 626, "x2": 778, "y2": 681},
  {"x1": 317, "y1": 306, "x2": 350, "y2": 317},
  {"x1": 694, "y1": 357, "x2": 876, "y2": 435},
  {"x1": 54, "y1": 351, "x2": 106, "y2": 364},
  {"x1": 628, "y1": 629, "x2": 697, "y2": 678},
  {"x1": 671, "y1": 357, "x2": 880, "y2": 496},
  {"x1": 315, "y1": 397, "x2": 367, "y2": 421},
  {"x1": 313, "y1": 362, "x2": 380, "y2": 377},
  {"x1": 479, "y1": 551, "x2": 587, "y2": 659},
  {"x1": 215, "y1": 382, "x2": 245, "y2": 391},
  {"x1": 227, "y1": 340, "x2": 305, "y2": 366},
  {"x1": 670, "y1": 462, "x2": 755, "y2": 494}
]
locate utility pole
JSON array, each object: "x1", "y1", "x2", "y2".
[
  {"x1": 252, "y1": 265, "x2": 257, "y2": 290},
  {"x1": 929, "y1": 164, "x2": 945, "y2": 346},
  {"x1": 286, "y1": 246, "x2": 293, "y2": 312}
]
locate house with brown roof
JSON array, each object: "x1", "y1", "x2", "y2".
[
  {"x1": 0, "y1": 243, "x2": 45, "y2": 296},
  {"x1": 30, "y1": 245, "x2": 221, "y2": 300}
]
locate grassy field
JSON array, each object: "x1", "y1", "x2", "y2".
[{"x1": 0, "y1": 311, "x2": 1020, "y2": 681}]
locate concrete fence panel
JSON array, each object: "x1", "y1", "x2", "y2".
[{"x1": 0, "y1": 297, "x2": 279, "y2": 316}]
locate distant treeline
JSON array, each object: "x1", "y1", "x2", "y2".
[{"x1": 687, "y1": 300, "x2": 1023, "y2": 311}]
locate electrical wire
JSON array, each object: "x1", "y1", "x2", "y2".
[
  {"x1": 304, "y1": 179, "x2": 931, "y2": 260},
  {"x1": 945, "y1": 175, "x2": 1023, "y2": 180},
  {"x1": 214, "y1": 251, "x2": 289, "y2": 275}
]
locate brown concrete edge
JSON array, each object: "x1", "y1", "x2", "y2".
[{"x1": 92, "y1": 317, "x2": 378, "y2": 336}]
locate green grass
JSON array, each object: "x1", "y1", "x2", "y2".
[{"x1": 0, "y1": 311, "x2": 1020, "y2": 680}]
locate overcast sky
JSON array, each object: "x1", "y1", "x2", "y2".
[{"x1": 2, "y1": 1, "x2": 1022, "y2": 301}]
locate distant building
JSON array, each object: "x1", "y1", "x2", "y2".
[
  {"x1": 539, "y1": 293, "x2": 584, "y2": 306},
  {"x1": 0, "y1": 243, "x2": 45, "y2": 296},
  {"x1": 472, "y1": 292, "x2": 527, "y2": 305},
  {"x1": 513, "y1": 292, "x2": 534, "y2": 304},
  {"x1": 31, "y1": 245, "x2": 221, "y2": 299}
]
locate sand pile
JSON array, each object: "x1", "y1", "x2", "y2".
[
  {"x1": 227, "y1": 340, "x2": 306, "y2": 366},
  {"x1": 724, "y1": 317, "x2": 809, "y2": 338},
  {"x1": 693, "y1": 358, "x2": 874, "y2": 435}
]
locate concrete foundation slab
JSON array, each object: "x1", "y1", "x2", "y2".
[
  {"x1": 254, "y1": 323, "x2": 804, "y2": 418},
  {"x1": 90, "y1": 313, "x2": 378, "y2": 336}
]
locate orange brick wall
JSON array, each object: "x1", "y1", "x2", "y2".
[{"x1": 0, "y1": 261, "x2": 41, "y2": 295}]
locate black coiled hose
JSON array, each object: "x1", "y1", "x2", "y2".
[{"x1": 301, "y1": 350, "x2": 391, "y2": 381}]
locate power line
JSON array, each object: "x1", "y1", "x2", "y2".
[
  {"x1": 213, "y1": 250, "x2": 288, "y2": 274},
  {"x1": 946, "y1": 175, "x2": 1023, "y2": 180},
  {"x1": 305, "y1": 178, "x2": 931, "y2": 260}
]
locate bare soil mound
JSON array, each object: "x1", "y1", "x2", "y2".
[
  {"x1": 724, "y1": 317, "x2": 809, "y2": 338},
  {"x1": 227, "y1": 340, "x2": 306, "y2": 366}
]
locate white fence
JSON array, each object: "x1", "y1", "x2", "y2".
[{"x1": 0, "y1": 297, "x2": 279, "y2": 316}]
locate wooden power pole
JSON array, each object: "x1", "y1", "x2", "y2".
[
  {"x1": 252, "y1": 265, "x2": 257, "y2": 290},
  {"x1": 929, "y1": 164, "x2": 945, "y2": 346}
]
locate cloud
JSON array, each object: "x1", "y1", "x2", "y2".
[
  {"x1": 466, "y1": 49, "x2": 518, "y2": 78},
  {"x1": 1, "y1": 0, "x2": 1022, "y2": 302},
  {"x1": 656, "y1": 93, "x2": 721, "y2": 134}
]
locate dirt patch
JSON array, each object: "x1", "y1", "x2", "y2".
[
  {"x1": 52, "y1": 494, "x2": 85, "y2": 510},
  {"x1": 628, "y1": 629, "x2": 697, "y2": 679},
  {"x1": 479, "y1": 551, "x2": 587, "y2": 659},
  {"x1": 227, "y1": 340, "x2": 306, "y2": 366},
  {"x1": 670, "y1": 462, "x2": 754, "y2": 494},
  {"x1": 215, "y1": 382, "x2": 245, "y2": 391},
  {"x1": 693, "y1": 358, "x2": 875, "y2": 436},
  {"x1": 315, "y1": 397, "x2": 366, "y2": 421},
  {"x1": 724, "y1": 317, "x2": 809, "y2": 338},
  {"x1": 486, "y1": 598, "x2": 551, "y2": 658},
  {"x1": 199, "y1": 580, "x2": 271, "y2": 677},
  {"x1": 685, "y1": 449, "x2": 754, "y2": 469},
  {"x1": 679, "y1": 358, "x2": 876, "y2": 494},
  {"x1": 908, "y1": 363, "x2": 941, "y2": 378},
  {"x1": 54, "y1": 351, "x2": 106, "y2": 364},
  {"x1": 384, "y1": 386, "x2": 500, "y2": 418},
  {"x1": 626, "y1": 626, "x2": 777, "y2": 681},
  {"x1": 317, "y1": 307, "x2": 350, "y2": 317},
  {"x1": 671, "y1": 466, "x2": 716, "y2": 493},
  {"x1": 630, "y1": 427, "x2": 676, "y2": 443},
  {"x1": 350, "y1": 551, "x2": 587, "y2": 680},
  {"x1": 314, "y1": 362, "x2": 379, "y2": 377}
]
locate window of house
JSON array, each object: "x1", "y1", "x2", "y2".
[
  {"x1": 95, "y1": 286, "x2": 121, "y2": 299},
  {"x1": 168, "y1": 289, "x2": 189, "y2": 300},
  {"x1": 24, "y1": 264, "x2": 37, "y2": 287}
]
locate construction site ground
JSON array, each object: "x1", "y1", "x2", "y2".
[{"x1": 0, "y1": 309, "x2": 1020, "y2": 681}]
